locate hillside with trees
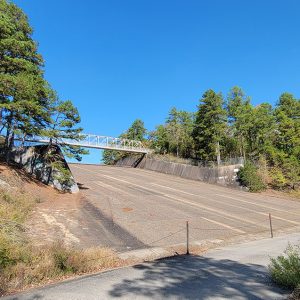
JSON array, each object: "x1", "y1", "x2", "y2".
[{"x1": 110, "y1": 87, "x2": 300, "y2": 193}]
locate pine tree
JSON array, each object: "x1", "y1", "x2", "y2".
[
  {"x1": 41, "y1": 98, "x2": 87, "y2": 184},
  {"x1": 165, "y1": 108, "x2": 194, "y2": 158},
  {"x1": 226, "y1": 87, "x2": 252, "y2": 160},
  {"x1": 102, "y1": 119, "x2": 147, "y2": 164},
  {"x1": 274, "y1": 93, "x2": 300, "y2": 156},
  {"x1": 192, "y1": 89, "x2": 227, "y2": 163},
  {"x1": 0, "y1": 0, "x2": 52, "y2": 156},
  {"x1": 125, "y1": 119, "x2": 147, "y2": 141}
]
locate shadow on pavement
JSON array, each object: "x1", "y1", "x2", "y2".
[
  {"x1": 109, "y1": 255, "x2": 288, "y2": 299},
  {"x1": 5, "y1": 255, "x2": 289, "y2": 300}
]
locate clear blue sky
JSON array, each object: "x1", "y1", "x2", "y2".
[{"x1": 14, "y1": 0, "x2": 300, "y2": 164}]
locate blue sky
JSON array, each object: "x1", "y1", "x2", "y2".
[{"x1": 14, "y1": 0, "x2": 300, "y2": 164}]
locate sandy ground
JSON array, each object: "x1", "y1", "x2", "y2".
[{"x1": 0, "y1": 164, "x2": 107, "y2": 248}]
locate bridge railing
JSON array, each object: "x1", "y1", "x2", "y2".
[{"x1": 15, "y1": 134, "x2": 150, "y2": 154}]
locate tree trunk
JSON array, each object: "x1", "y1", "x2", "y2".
[
  {"x1": 5, "y1": 114, "x2": 13, "y2": 163},
  {"x1": 47, "y1": 166, "x2": 52, "y2": 185}
]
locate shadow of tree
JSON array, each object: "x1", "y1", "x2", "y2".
[
  {"x1": 109, "y1": 255, "x2": 288, "y2": 299},
  {"x1": 0, "y1": 159, "x2": 44, "y2": 185},
  {"x1": 4, "y1": 255, "x2": 289, "y2": 299}
]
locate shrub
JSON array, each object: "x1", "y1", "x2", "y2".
[
  {"x1": 269, "y1": 244, "x2": 300, "y2": 289},
  {"x1": 52, "y1": 243, "x2": 74, "y2": 273},
  {"x1": 257, "y1": 156, "x2": 270, "y2": 186},
  {"x1": 237, "y1": 161, "x2": 266, "y2": 192},
  {"x1": 269, "y1": 167, "x2": 287, "y2": 190}
]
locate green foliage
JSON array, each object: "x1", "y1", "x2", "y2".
[
  {"x1": 274, "y1": 93, "x2": 300, "y2": 158},
  {"x1": 192, "y1": 89, "x2": 227, "y2": 162},
  {"x1": 237, "y1": 162, "x2": 266, "y2": 192},
  {"x1": 226, "y1": 87, "x2": 252, "y2": 159},
  {"x1": 52, "y1": 243, "x2": 73, "y2": 273},
  {"x1": 102, "y1": 149, "x2": 123, "y2": 165},
  {"x1": 0, "y1": 0, "x2": 86, "y2": 164},
  {"x1": 165, "y1": 108, "x2": 194, "y2": 158},
  {"x1": 125, "y1": 119, "x2": 147, "y2": 141},
  {"x1": 0, "y1": 0, "x2": 51, "y2": 151},
  {"x1": 149, "y1": 108, "x2": 194, "y2": 158},
  {"x1": 102, "y1": 119, "x2": 147, "y2": 165},
  {"x1": 149, "y1": 124, "x2": 169, "y2": 155},
  {"x1": 42, "y1": 99, "x2": 88, "y2": 162},
  {"x1": 51, "y1": 161, "x2": 73, "y2": 189},
  {"x1": 269, "y1": 244, "x2": 300, "y2": 289},
  {"x1": 146, "y1": 87, "x2": 300, "y2": 193},
  {"x1": 269, "y1": 167, "x2": 287, "y2": 190},
  {"x1": 0, "y1": 246, "x2": 13, "y2": 268}
]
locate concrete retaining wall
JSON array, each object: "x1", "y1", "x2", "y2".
[
  {"x1": 116, "y1": 155, "x2": 242, "y2": 188},
  {"x1": 10, "y1": 145, "x2": 79, "y2": 193}
]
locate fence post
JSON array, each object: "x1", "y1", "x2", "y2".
[
  {"x1": 186, "y1": 221, "x2": 190, "y2": 255},
  {"x1": 269, "y1": 213, "x2": 273, "y2": 238}
]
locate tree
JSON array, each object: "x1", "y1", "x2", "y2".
[
  {"x1": 149, "y1": 125, "x2": 169, "y2": 155},
  {"x1": 149, "y1": 108, "x2": 194, "y2": 158},
  {"x1": 165, "y1": 108, "x2": 194, "y2": 157},
  {"x1": 43, "y1": 99, "x2": 87, "y2": 160},
  {"x1": 41, "y1": 98, "x2": 87, "y2": 184},
  {"x1": 248, "y1": 103, "x2": 276, "y2": 159},
  {"x1": 0, "y1": 0, "x2": 87, "y2": 173},
  {"x1": 0, "y1": 0, "x2": 52, "y2": 156},
  {"x1": 192, "y1": 89, "x2": 227, "y2": 163},
  {"x1": 274, "y1": 93, "x2": 300, "y2": 157},
  {"x1": 125, "y1": 119, "x2": 147, "y2": 141},
  {"x1": 226, "y1": 87, "x2": 252, "y2": 159},
  {"x1": 102, "y1": 119, "x2": 147, "y2": 165}
]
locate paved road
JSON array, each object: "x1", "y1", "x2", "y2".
[
  {"x1": 6, "y1": 232, "x2": 299, "y2": 300},
  {"x1": 69, "y1": 164, "x2": 300, "y2": 252}
]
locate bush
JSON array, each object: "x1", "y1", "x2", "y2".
[
  {"x1": 269, "y1": 167, "x2": 287, "y2": 190},
  {"x1": 52, "y1": 243, "x2": 74, "y2": 273},
  {"x1": 269, "y1": 244, "x2": 300, "y2": 289},
  {"x1": 237, "y1": 161, "x2": 266, "y2": 192}
]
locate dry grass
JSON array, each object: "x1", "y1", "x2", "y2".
[
  {"x1": 0, "y1": 173, "x2": 124, "y2": 296},
  {"x1": 0, "y1": 243, "x2": 122, "y2": 295}
]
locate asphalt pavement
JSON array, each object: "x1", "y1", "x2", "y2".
[
  {"x1": 5, "y1": 232, "x2": 299, "y2": 300},
  {"x1": 69, "y1": 164, "x2": 300, "y2": 251}
]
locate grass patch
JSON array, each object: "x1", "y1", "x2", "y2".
[
  {"x1": 0, "y1": 186, "x2": 123, "y2": 296},
  {"x1": 269, "y1": 244, "x2": 300, "y2": 296},
  {"x1": 0, "y1": 243, "x2": 121, "y2": 295}
]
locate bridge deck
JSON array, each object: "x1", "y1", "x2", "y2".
[{"x1": 16, "y1": 134, "x2": 150, "y2": 154}]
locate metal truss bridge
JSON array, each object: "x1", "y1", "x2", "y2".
[{"x1": 18, "y1": 134, "x2": 150, "y2": 154}]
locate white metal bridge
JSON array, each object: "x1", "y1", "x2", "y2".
[{"x1": 17, "y1": 134, "x2": 150, "y2": 154}]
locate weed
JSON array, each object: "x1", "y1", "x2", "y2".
[{"x1": 269, "y1": 244, "x2": 300, "y2": 289}]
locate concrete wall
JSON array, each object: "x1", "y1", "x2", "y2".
[
  {"x1": 10, "y1": 145, "x2": 79, "y2": 193},
  {"x1": 116, "y1": 155, "x2": 242, "y2": 188}
]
